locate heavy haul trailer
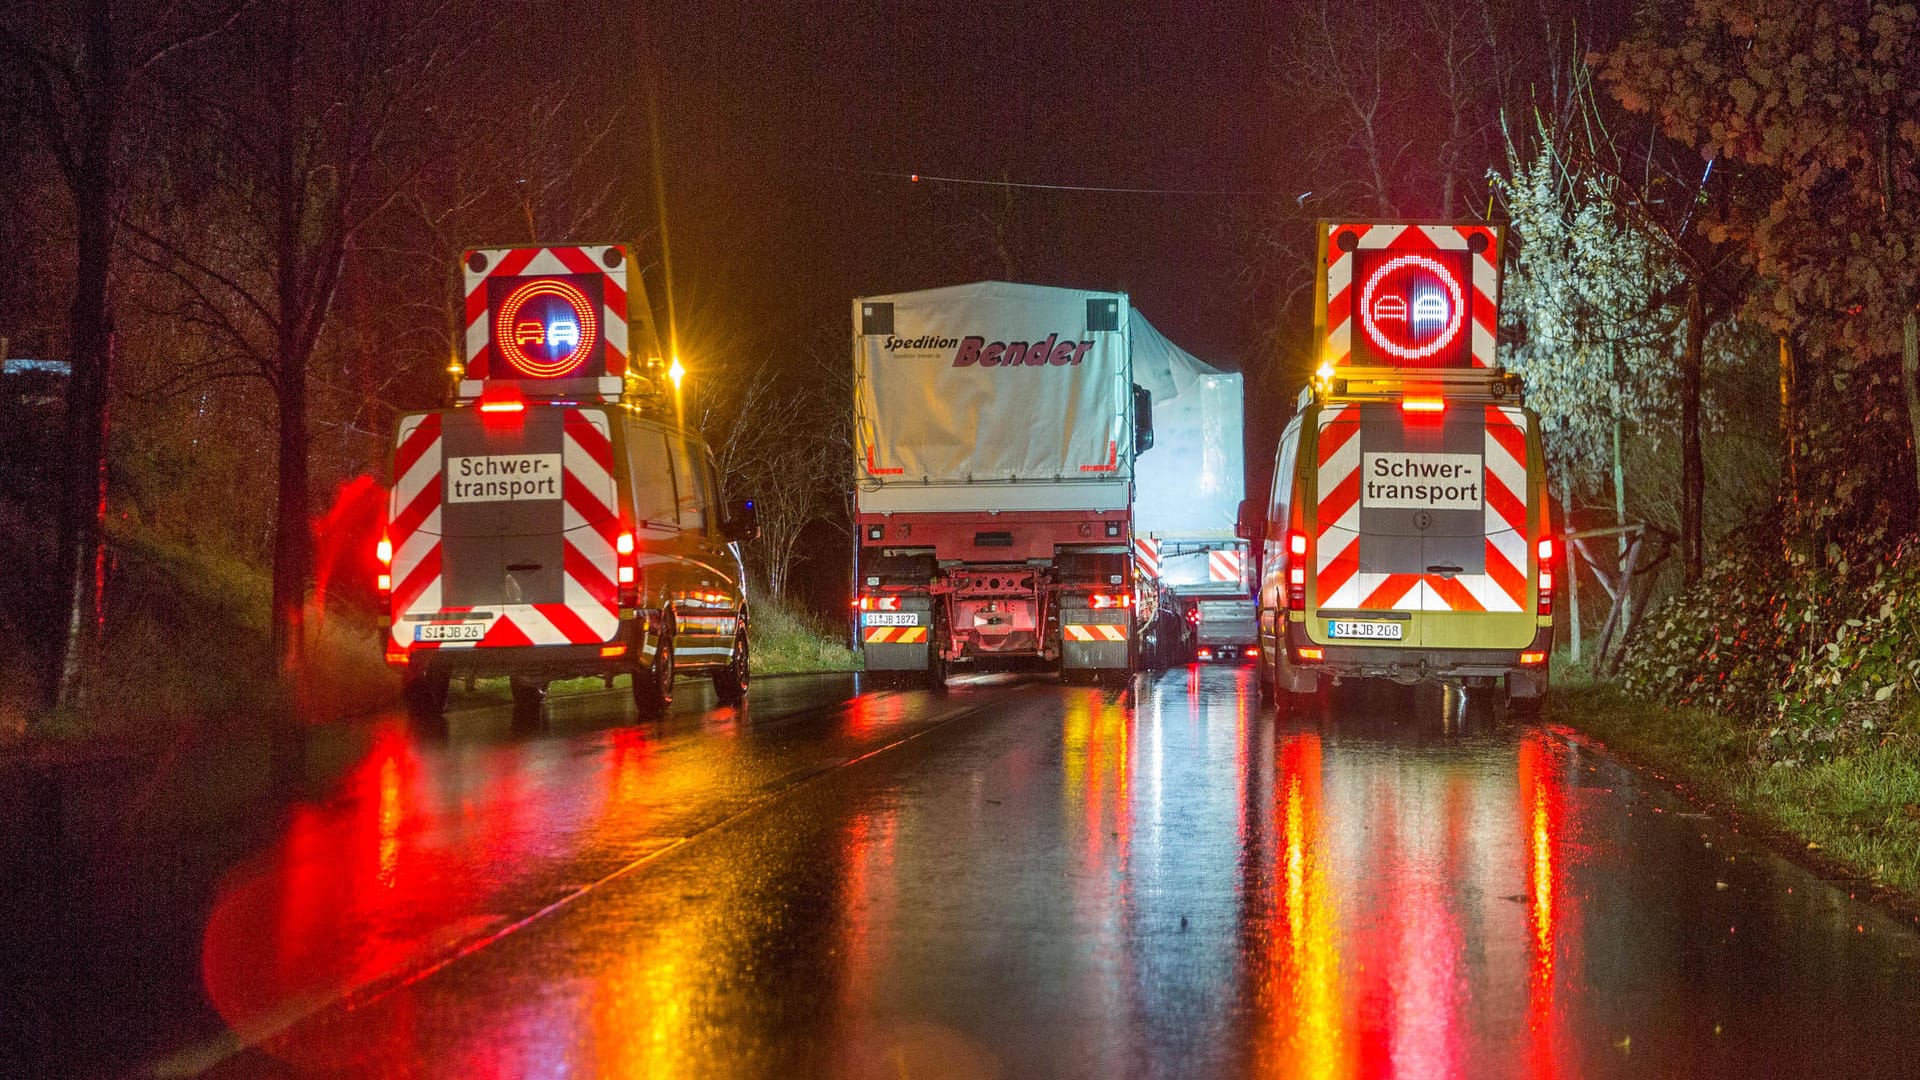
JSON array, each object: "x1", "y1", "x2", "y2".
[
  {"x1": 853, "y1": 282, "x2": 1155, "y2": 687},
  {"x1": 1127, "y1": 323, "x2": 1255, "y2": 667}
]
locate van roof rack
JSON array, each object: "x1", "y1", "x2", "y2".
[{"x1": 1301, "y1": 365, "x2": 1524, "y2": 409}]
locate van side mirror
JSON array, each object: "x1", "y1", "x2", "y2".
[
  {"x1": 1132, "y1": 384, "x2": 1155, "y2": 456},
  {"x1": 1234, "y1": 497, "x2": 1261, "y2": 541},
  {"x1": 723, "y1": 498, "x2": 759, "y2": 543}
]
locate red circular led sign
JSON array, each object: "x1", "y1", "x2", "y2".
[
  {"x1": 493, "y1": 278, "x2": 599, "y2": 378},
  {"x1": 1358, "y1": 253, "x2": 1466, "y2": 363}
]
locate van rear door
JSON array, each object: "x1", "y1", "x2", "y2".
[
  {"x1": 1311, "y1": 404, "x2": 1423, "y2": 645},
  {"x1": 387, "y1": 405, "x2": 620, "y2": 651},
  {"x1": 1416, "y1": 405, "x2": 1537, "y2": 648}
]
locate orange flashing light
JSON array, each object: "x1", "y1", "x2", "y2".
[
  {"x1": 600, "y1": 644, "x2": 628, "y2": 659},
  {"x1": 1296, "y1": 646, "x2": 1325, "y2": 661},
  {"x1": 1520, "y1": 650, "x2": 1548, "y2": 665},
  {"x1": 1401, "y1": 397, "x2": 1447, "y2": 414}
]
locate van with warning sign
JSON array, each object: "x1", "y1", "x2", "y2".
[
  {"x1": 379, "y1": 244, "x2": 756, "y2": 724},
  {"x1": 1243, "y1": 221, "x2": 1555, "y2": 708}
]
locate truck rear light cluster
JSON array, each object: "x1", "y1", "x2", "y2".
[
  {"x1": 616, "y1": 529, "x2": 638, "y2": 604},
  {"x1": 856, "y1": 595, "x2": 901, "y2": 611},
  {"x1": 1088, "y1": 592, "x2": 1132, "y2": 609},
  {"x1": 1286, "y1": 530, "x2": 1307, "y2": 610},
  {"x1": 1536, "y1": 537, "x2": 1555, "y2": 617}
]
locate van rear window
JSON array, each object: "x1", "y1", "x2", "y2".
[{"x1": 628, "y1": 428, "x2": 678, "y2": 530}]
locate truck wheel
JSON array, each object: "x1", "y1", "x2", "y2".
[
  {"x1": 509, "y1": 677, "x2": 548, "y2": 729},
  {"x1": 713, "y1": 629, "x2": 749, "y2": 705},
  {"x1": 633, "y1": 636, "x2": 675, "y2": 718},
  {"x1": 403, "y1": 667, "x2": 450, "y2": 725}
]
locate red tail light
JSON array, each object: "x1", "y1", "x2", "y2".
[
  {"x1": 376, "y1": 534, "x2": 393, "y2": 596},
  {"x1": 1089, "y1": 592, "x2": 1132, "y2": 609},
  {"x1": 1286, "y1": 530, "x2": 1308, "y2": 611},
  {"x1": 617, "y1": 529, "x2": 638, "y2": 604},
  {"x1": 1536, "y1": 537, "x2": 1555, "y2": 617},
  {"x1": 479, "y1": 400, "x2": 525, "y2": 414},
  {"x1": 1401, "y1": 396, "x2": 1446, "y2": 414}
]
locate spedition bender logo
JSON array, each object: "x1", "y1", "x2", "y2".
[{"x1": 883, "y1": 334, "x2": 1094, "y2": 368}]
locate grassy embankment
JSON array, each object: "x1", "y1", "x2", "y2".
[
  {"x1": 1549, "y1": 654, "x2": 1920, "y2": 903},
  {"x1": 0, "y1": 518, "x2": 859, "y2": 747}
]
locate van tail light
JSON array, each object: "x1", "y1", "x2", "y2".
[
  {"x1": 376, "y1": 534, "x2": 393, "y2": 597},
  {"x1": 1520, "y1": 650, "x2": 1548, "y2": 666},
  {"x1": 1286, "y1": 530, "x2": 1307, "y2": 611},
  {"x1": 1536, "y1": 537, "x2": 1555, "y2": 617},
  {"x1": 617, "y1": 530, "x2": 638, "y2": 605},
  {"x1": 1295, "y1": 646, "x2": 1324, "y2": 662},
  {"x1": 1089, "y1": 592, "x2": 1132, "y2": 610}
]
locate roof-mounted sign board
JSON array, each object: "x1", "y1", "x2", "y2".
[
  {"x1": 459, "y1": 245, "x2": 647, "y2": 401},
  {"x1": 1314, "y1": 222, "x2": 1504, "y2": 370}
]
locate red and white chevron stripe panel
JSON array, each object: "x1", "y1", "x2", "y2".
[
  {"x1": 1134, "y1": 536, "x2": 1162, "y2": 579},
  {"x1": 1207, "y1": 548, "x2": 1243, "y2": 583},
  {"x1": 460, "y1": 245, "x2": 628, "y2": 395},
  {"x1": 1322, "y1": 223, "x2": 1501, "y2": 370},
  {"x1": 1064, "y1": 623, "x2": 1127, "y2": 642},
  {"x1": 1311, "y1": 405, "x2": 1530, "y2": 613},
  {"x1": 388, "y1": 408, "x2": 621, "y2": 650}
]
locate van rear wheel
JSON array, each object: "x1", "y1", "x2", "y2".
[
  {"x1": 634, "y1": 636, "x2": 675, "y2": 718},
  {"x1": 403, "y1": 667, "x2": 450, "y2": 726},
  {"x1": 713, "y1": 629, "x2": 749, "y2": 705},
  {"x1": 510, "y1": 677, "x2": 548, "y2": 727}
]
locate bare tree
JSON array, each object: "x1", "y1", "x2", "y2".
[
  {"x1": 2, "y1": 0, "x2": 243, "y2": 710},
  {"x1": 125, "y1": 0, "x2": 474, "y2": 673}
]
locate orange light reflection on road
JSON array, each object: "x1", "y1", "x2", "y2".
[{"x1": 1256, "y1": 732, "x2": 1349, "y2": 1079}]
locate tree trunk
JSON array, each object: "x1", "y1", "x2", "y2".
[
  {"x1": 1902, "y1": 309, "x2": 1920, "y2": 509},
  {"x1": 1558, "y1": 473, "x2": 1581, "y2": 664},
  {"x1": 271, "y1": 370, "x2": 312, "y2": 677},
  {"x1": 1680, "y1": 278, "x2": 1706, "y2": 584},
  {"x1": 50, "y1": 9, "x2": 123, "y2": 712},
  {"x1": 1611, "y1": 415, "x2": 1630, "y2": 636}
]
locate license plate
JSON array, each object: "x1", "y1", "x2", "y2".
[
  {"x1": 1328, "y1": 620, "x2": 1402, "y2": 640},
  {"x1": 862, "y1": 612, "x2": 920, "y2": 627},
  {"x1": 416, "y1": 622, "x2": 487, "y2": 642}
]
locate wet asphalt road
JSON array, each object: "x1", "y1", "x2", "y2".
[{"x1": 13, "y1": 666, "x2": 1920, "y2": 1078}]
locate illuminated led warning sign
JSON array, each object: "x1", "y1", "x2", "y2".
[
  {"x1": 489, "y1": 275, "x2": 603, "y2": 378},
  {"x1": 1318, "y1": 223, "x2": 1504, "y2": 369},
  {"x1": 460, "y1": 245, "x2": 633, "y2": 397}
]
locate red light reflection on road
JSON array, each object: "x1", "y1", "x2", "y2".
[{"x1": 1518, "y1": 732, "x2": 1574, "y2": 1079}]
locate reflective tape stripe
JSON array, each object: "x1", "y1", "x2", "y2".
[
  {"x1": 1064, "y1": 624, "x2": 1127, "y2": 642},
  {"x1": 864, "y1": 626, "x2": 928, "y2": 644}
]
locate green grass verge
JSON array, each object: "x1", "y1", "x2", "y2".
[
  {"x1": 747, "y1": 598, "x2": 861, "y2": 675},
  {"x1": 1552, "y1": 680, "x2": 1920, "y2": 900},
  {"x1": 4, "y1": 526, "x2": 390, "y2": 748}
]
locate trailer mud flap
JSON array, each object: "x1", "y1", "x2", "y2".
[
  {"x1": 1061, "y1": 611, "x2": 1130, "y2": 671},
  {"x1": 862, "y1": 625, "x2": 931, "y2": 671}
]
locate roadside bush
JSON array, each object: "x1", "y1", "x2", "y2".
[
  {"x1": 1622, "y1": 535, "x2": 1920, "y2": 765},
  {"x1": 749, "y1": 596, "x2": 860, "y2": 675}
]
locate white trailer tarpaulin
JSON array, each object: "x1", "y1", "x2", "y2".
[
  {"x1": 855, "y1": 282, "x2": 1132, "y2": 513},
  {"x1": 1129, "y1": 308, "x2": 1243, "y2": 540}
]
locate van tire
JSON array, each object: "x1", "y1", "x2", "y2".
[
  {"x1": 714, "y1": 629, "x2": 749, "y2": 705},
  {"x1": 510, "y1": 677, "x2": 548, "y2": 726},
  {"x1": 403, "y1": 668, "x2": 450, "y2": 724},
  {"x1": 634, "y1": 636, "x2": 675, "y2": 718}
]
